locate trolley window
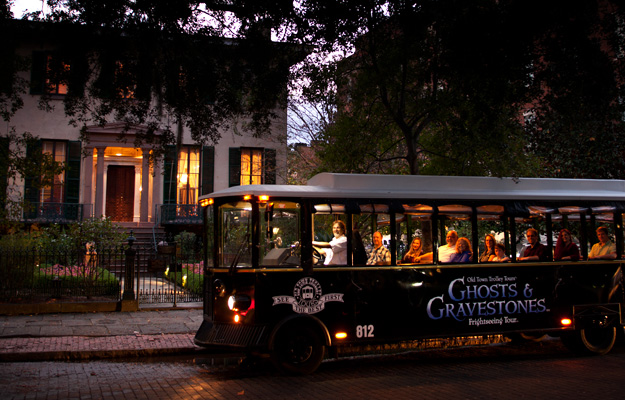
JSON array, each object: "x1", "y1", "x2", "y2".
[
  {"x1": 219, "y1": 201, "x2": 252, "y2": 268},
  {"x1": 260, "y1": 201, "x2": 301, "y2": 267}
]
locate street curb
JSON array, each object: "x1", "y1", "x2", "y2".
[{"x1": 0, "y1": 346, "x2": 205, "y2": 362}]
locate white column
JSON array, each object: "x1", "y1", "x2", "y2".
[
  {"x1": 152, "y1": 154, "x2": 163, "y2": 222},
  {"x1": 94, "y1": 146, "x2": 106, "y2": 218},
  {"x1": 140, "y1": 148, "x2": 150, "y2": 222},
  {"x1": 82, "y1": 147, "x2": 94, "y2": 217}
]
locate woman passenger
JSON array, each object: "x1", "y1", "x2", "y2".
[
  {"x1": 451, "y1": 237, "x2": 472, "y2": 263},
  {"x1": 401, "y1": 237, "x2": 423, "y2": 264},
  {"x1": 479, "y1": 234, "x2": 496, "y2": 262},
  {"x1": 488, "y1": 243, "x2": 510, "y2": 262},
  {"x1": 554, "y1": 228, "x2": 580, "y2": 261}
]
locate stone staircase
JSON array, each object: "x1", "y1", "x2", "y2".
[{"x1": 118, "y1": 222, "x2": 166, "y2": 249}]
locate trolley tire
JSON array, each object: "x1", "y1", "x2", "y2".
[
  {"x1": 271, "y1": 324, "x2": 325, "y2": 375},
  {"x1": 560, "y1": 327, "x2": 617, "y2": 356}
]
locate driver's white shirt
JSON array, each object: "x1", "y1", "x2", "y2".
[{"x1": 325, "y1": 235, "x2": 347, "y2": 265}]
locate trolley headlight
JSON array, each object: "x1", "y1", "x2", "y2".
[{"x1": 227, "y1": 295, "x2": 252, "y2": 312}]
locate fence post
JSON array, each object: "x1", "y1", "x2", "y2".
[{"x1": 121, "y1": 231, "x2": 138, "y2": 311}]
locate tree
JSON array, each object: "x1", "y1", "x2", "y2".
[
  {"x1": 293, "y1": 0, "x2": 625, "y2": 178},
  {"x1": 525, "y1": 0, "x2": 625, "y2": 179},
  {"x1": 2, "y1": 0, "x2": 306, "y2": 152}
]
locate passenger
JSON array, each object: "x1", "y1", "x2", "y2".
[
  {"x1": 554, "y1": 228, "x2": 580, "y2": 261},
  {"x1": 488, "y1": 243, "x2": 510, "y2": 262},
  {"x1": 450, "y1": 237, "x2": 472, "y2": 263},
  {"x1": 479, "y1": 234, "x2": 496, "y2": 262},
  {"x1": 588, "y1": 226, "x2": 616, "y2": 260},
  {"x1": 313, "y1": 220, "x2": 347, "y2": 265},
  {"x1": 517, "y1": 228, "x2": 548, "y2": 261},
  {"x1": 438, "y1": 230, "x2": 458, "y2": 263},
  {"x1": 366, "y1": 231, "x2": 391, "y2": 265},
  {"x1": 400, "y1": 237, "x2": 433, "y2": 264}
]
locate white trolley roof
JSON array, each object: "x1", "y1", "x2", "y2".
[{"x1": 201, "y1": 173, "x2": 625, "y2": 202}]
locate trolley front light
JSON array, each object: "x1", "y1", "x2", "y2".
[{"x1": 227, "y1": 295, "x2": 252, "y2": 312}]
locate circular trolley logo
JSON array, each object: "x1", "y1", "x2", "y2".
[{"x1": 272, "y1": 277, "x2": 344, "y2": 314}]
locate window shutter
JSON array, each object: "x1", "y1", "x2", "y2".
[
  {"x1": 264, "y1": 148, "x2": 276, "y2": 184},
  {"x1": 163, "y1": 146, "x2": 177, "y2": 204},
  {"x1": 30, "y1": 51, "x2": 47, "y2": 95},
  {"x1": 24, "y1": 140, "x2": 41, "y2": 204},
  {"x1": 201, "y1": 146, "x2": 214, "y2": 195},
  {"x1": 0, "y1": 137, "x2": 9, "y2": 209},
  {"x1": 65, "y1": 141, "x2": 81, "y2": 204},
  {"x1": 229, "y1": 147, "x2": 241, "y2": 187}
]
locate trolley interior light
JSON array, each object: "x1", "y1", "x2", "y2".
[
  {"x1": 335, "y1": 332, "x2": 347, "y2": 339},
  {"x1": 259, "y1": 195, "x2": 270, "y2": 202},
  {"x1": 234, "y1": 314, "x2": 240, "y2": 323},
  {"x1": 561, "y1": 318, "x2": 573, "y2": 326},
  {"x1": 243, "y1": 195, "x2": 252, "y2": 201},
  {"x1": 199, "y1": 198, "x2": 212, "y2": 207}
]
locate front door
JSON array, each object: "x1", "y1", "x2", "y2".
[{"x1": 106, "y1": 166, "x2": 135, "y2": 221}]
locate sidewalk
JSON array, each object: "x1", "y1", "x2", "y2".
[{"x1": 0, "y1": 308, "x2": 208, "y2": 362}]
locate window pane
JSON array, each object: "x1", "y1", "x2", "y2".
[
  {"x1": 41, "y1": 141, "x2": 65, "y2": 203},
  {"x1": 397, "y1": 214, "x2": 434, "y2": 265},
  {"x1": 240, "y1": 148, "x2": 263, "y2": 186},
  {"x1": 177, "y1": 147, "x2": 200, "y2": 209},
  {"x1": 260, "y1": 201, "x2": 301, "y2": 267},
  {"x1": 219, "y1": 202, "x2": 252, "y2": 268},
  {"x1": 313, "y1": 210, "x2": 348, "y2": 266}
]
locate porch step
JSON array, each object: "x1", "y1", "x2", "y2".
[{"x1": 118, "y1": 223, "x2": 166, "y2": 248}]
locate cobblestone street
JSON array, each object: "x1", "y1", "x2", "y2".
[{"x1": 2, "y1": 340, "x2": 624, "y2": 400}]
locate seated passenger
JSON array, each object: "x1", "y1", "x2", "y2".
[
  {"x1": 517, "y1": 228, "x2": 548, "y2": 261},
  {"x1": 479, "y1": 234, "x2": 496, "y2": 262},
  {"x1": 588, "y1": 226, "x2": 617, "y2": 260},
  {"x1": 554, "y1": 229, "x2": 580, "y2": 261},
  {"x1": 438, "y1": 230, "x2": 458, "y2": 263},
  {"x1": 366, "y1": 231, "x2": 391, "y2": 265},
  {"x1": 313, "y1": 220, "x2": 347, "y2": 265},
  {"x1": 401, "y1": 237, "x2": 433, "y2": 264},
  {"x1": 450, "y1": 237, "x2": 472, "y2": 263},
  {"x1": 488, "y1": 243, "x2": 510, "y2": 262}
]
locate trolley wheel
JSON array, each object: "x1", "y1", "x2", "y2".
[
  {"x1": 561, "y1": 327, "x2": 616, "y2": 356},
  {"x1": 271, "y1": 324, "x2": 325, "y2": 375}
]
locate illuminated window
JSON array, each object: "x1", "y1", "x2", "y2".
[
  {"x1": 240, "y1": 148, "x2": 263, "y2": 185},
  {"x1": 177, "y1": 147, "x2": 200, "y2": 205},
  {"x1": 115, "y1": 61, "x2": 136, "y2": 99},
  {"x1": 31, "y1": 52, "x2": 70, "y2": 95},
  {"x1": 40, "y1": 141, "x2": 66, "y2": 203},
  {"x1": 46, "y1": 55, "x2": 69, "y2": 95}
]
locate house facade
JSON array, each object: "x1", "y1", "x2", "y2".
[{"x1": 3, "y1": 20, "x2": 297, "y2": 239}]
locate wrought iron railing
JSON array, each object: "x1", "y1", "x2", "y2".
[
  {"x1": 22, "y1": 203, "x2": 92, "y2": 223},
  {"x1": 157, "y1": 204, "x2": 202, "y2": 225},
  {"x1": 0, "y1": 235, "x2": 204, "y2": 306}
]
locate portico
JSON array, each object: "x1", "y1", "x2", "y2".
[{"x1": 83, "y1": 123, "x2": 162, "y2": 224}]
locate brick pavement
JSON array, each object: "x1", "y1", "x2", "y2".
[{"x1": 0, "y1": 308, "x2": 207, "y2": 362}]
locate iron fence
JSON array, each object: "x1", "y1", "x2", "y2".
[{"x1": 0, "y1": 238, "x2": 204, "y2": 306}]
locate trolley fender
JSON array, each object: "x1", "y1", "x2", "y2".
[{"x1": 268, "y1": 314, "x2": 332, "y2": 350}]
